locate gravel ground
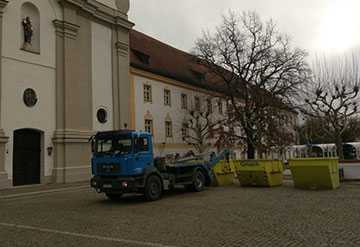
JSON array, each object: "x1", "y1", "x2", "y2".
[{"x1": 0, "y1": 182, "x2": 360, "y2": 247}]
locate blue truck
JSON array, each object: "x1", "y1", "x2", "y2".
[{"x1": 90, "y1": 130, "x2": 224, "y2": 201}]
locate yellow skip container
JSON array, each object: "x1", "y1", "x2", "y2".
[
  {"x1": 234, "y1": 160, "x2": 284, "y2": 187},
  {"x1": 289, "y1": 158, "x2": 340, "y2": 190},
  {"x1": 212, "y1": 160, "x2": 236, "y2": 186}
]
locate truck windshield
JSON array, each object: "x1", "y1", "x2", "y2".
[{"x1": 95, "y1": 136, "x2": 132, "y2": 155}]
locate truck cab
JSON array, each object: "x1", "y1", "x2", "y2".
[
  {"x1": 90, "y1": 130, "x2": 213, "y2": 201},
  {"x1": 92, "y1": 130, "x2": 153, "y2": 176}
]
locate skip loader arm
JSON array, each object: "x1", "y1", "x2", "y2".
[{"x1": 207, "y1": 149, "x2": 231, "y2": 168}]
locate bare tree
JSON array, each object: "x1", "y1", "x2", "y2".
[
  {"x1": 297, "y1": 116, "x2": 360, "y2": 145},
  {"x1": 342, "y1": 117, "x2": 360, "y2": 143},
  {"x1": 182, "y1": 96, "x2": 227, "y2": 154},
  {"x1": 305, "y1": 54, "x2": 360, "y2": 159},
  {"x1": 194, "y1": 11, "x2": 308, "y2": 158}
]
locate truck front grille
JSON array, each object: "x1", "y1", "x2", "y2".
[{"x1": 97, "y1": 164, "x2": 121, "y2": 174}]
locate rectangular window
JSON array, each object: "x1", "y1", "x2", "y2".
[
  {"x1": 136, "y1": 137, "x2": 149, "y2": 152},
  {"x1": 181, "y1": 93, "x2": 188, "y2": 109},
  {"x1": 144, "y1": 84, "x2": 152, "y2": 103},
  {"x1": 165, "y1": 121, "x2": 173, "y2": 138},
  {"x1": 207, "y1": 99, "x2": 212, "y2": 113},
  {"x1": 145, "y1": 119, "x2": 154, "y2": 134},
  {"x1": 164, "y1": 89, "x2": 171, "y2": 106},
  {"x1": 194, "y1": 96, "x2": 200, "y2": 111},
  {"x1": 218, "y1": 100, "x2": 223, "y2": 114},
  {"x1": 115, "y1": 138, "x2": 132, "y2": 154},
  {"x1": 144, "y1": 119, "x2": 153, "y2": 134}
]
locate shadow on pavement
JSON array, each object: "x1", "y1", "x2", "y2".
[{"x1": 93, "y1": 187, "x2": 195, "y2": 205}]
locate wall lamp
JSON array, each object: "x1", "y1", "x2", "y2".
[{"x1": 47, "y1": 146, "x2": 53, "y2": 156}]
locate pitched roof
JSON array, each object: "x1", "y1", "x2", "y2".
[
  {"x1": 129, "y1": 29, "x2": 226, "y2": 93},
  {"x1": 129, "y1": 30, "x2": 297, "y2": 114}
]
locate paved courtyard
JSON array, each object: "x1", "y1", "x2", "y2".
[{"x1": 0, "y1": 182, "x2": 360, "y2": 247}]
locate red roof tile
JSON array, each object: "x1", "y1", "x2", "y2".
[{"x1": 130, "y1": 29, "x2": 226, "y2": 93}]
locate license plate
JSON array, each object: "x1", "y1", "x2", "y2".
[{"x1": 103, "y1": 184, "x2": 112, "y2": 189}]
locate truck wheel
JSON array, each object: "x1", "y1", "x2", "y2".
[
  {"x1": 144, "y1": 175, "x2": 162, "y2": 201},
  {"x1": 106, "y1": 193, "x2": 123, "y2": 201},
  {"x1": 192, "y1": 170, "x2": 206, "y2": 192}
]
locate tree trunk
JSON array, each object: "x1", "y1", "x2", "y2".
[
  {"x1": 247, "y1": 141, "x2": 255, "y2": 159},
  {"x1": 335, "y1": 135, "x2": 344, "y2": 160}
]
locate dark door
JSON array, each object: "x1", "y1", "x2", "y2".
[{"x1": 13, "y1": 129, "x2": 41, "y2": 186}]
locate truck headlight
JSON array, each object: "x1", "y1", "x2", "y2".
[{"x1": 122, "y1": 181, "x2": 128, "y2": 188}]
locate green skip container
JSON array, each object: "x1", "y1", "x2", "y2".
[
  {"x1": 234, "y1": 160, "x2": 284, "y2": 187},
  {"x1": 289, "y1": 158, "x2": 340, "y2": 190}
]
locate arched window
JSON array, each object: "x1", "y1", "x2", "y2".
[{"x1": 21, "y1": 2, "x2": 40, "y2": 54}]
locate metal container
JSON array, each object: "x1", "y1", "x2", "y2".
[
  {"x1": 212, "y1": 160, "x2": 236, "y2": 186},
  {"x1": 289, "y1": 158, "x2": 340, "y2": 190},
  {"x1": 234, "y1": 160, "x2": 284, "y2": 187}
]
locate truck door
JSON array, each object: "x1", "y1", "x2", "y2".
[{"x1": 134, "y1": 135, "x2": 153, "y2": 173}]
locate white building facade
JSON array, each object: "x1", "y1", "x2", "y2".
[
  {"x1": 0, "y1": 0, "x2": 133, "y2": 189},
  {"x1": 131, "y1": 69, "x2": 227, "y2": 157},
  {"x1": 129, "y1": 30, "x2": 234, "y2": 158}
]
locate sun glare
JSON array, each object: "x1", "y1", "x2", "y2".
[{"x1": 316, "y1": 0, "x2": 360, "y2": 53}]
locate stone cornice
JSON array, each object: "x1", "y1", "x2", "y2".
[
  {"x1": 0, "y1": 0, "x2": 8, "y2": 8},
  {"x1": 0, "y1": 136, "x2": 8, "y2": 143},
  {"x1": 53, "y1": 129, "x2": 95, "y2": 143},
  {"x1": 59, "y1": 0, "x2": 134, "y2": 30},
  {"x1": 115, "y1": 41, "x2": 129, "y2": 57},
  {"x1": 0, "y1": 129, "x2": 8, "y2": 143},
  {"x1": 0, "y1": 0, "x2": 8, "y2": 17},
  {"x1": 53, "y1": 20, "x2": 80, "y2": 40}
]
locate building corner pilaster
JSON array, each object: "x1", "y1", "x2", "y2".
[
  {"x1": 0, "y1": 0, "x2": 10, "y2": 189},
  {"x1": 0, "y1": 130, "x2": 9, "y2": 189},
  {"x1": 112, "y1": 17, "x2": 134, "y2": 130},
  {"x1": 52, "y1": 129, "x2": 94, "y2": 184},
  {"x1": 52, "y1": 15, "x2": 82, "y2": 184},
  {"x1": 53, "y1": 4, "x2": 94, "y2": 184}
]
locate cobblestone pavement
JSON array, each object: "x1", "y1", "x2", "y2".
[{"x1": 0, "y1": 182, "x2": 360, "y2": 247}]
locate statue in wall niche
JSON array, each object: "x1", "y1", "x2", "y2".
[{"x1": 22, "y1": 16, "x2": 33, "y2": 49}]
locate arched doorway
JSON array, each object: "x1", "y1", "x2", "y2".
[{"x1": 13, "y1": 129, "x2": 41, "y2": 186}]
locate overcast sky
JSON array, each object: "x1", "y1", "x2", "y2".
[{"x1": 129, "y1": 0, "x2": 360, "y2": 56}]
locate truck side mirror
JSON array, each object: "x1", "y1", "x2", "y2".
[
  {"x1": 89, "y1": 136, "x2": 96, "y2": 153},
  {"x1": 133, "y1": 138, "x2": 138, "y2": 153},
  {"x1": 91, "y1": 139, "x2": 95, "y2": 153}
]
